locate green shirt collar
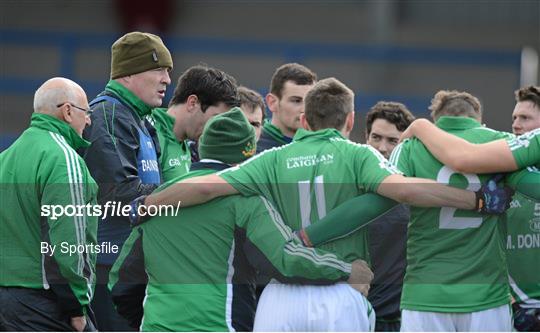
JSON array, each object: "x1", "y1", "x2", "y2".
[
  {"x1": 105, "y1": 80, "x2": 153, "y2": 118},
  {"x1": 435, "y1": 116, "x2": 482, "y2": 130},
  {"x1": 293, "y1": 128, "x2": 346, "y2": 141},
  {"x1": 262, "y1": 121, "x2": 293, "y2": 144},
  {"x1": 30, "y1": 113, "x2": 90, "y2": 149},
  {"x1": 151, "y1": 108, "x2": 175, "y2": 136}
]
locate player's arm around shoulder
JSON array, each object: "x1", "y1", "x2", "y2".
[
  {"x1": 378, "y1": 139, "x2": 476, "y2": 209},
  {"x1": 402, "y1": 118, "x2": 517, "y2": 173},
  {"x1": 145, "y1": 173, "x2": 238, "y2": 207},
  {"x1": 509, "y1": 129, "x2": 540, "y2": 170}
]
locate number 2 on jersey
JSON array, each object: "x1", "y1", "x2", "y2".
[{"x1": 437, "y1": 166, "x2": 483, "y2": 229}]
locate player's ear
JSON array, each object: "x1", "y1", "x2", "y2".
[
  {"x1": 300, "y1": 113, "x2": 310, "y2": 130},
  {"x1": 346, "y1": 111, "x2": 355, "y2": 132},
  {"x1": 186, "y1": 95, "x2": 200, "y2": 113},
  {"x1": 266, "y1": 93, "x2": 278, "y2": 114}
]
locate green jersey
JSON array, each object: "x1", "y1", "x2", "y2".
[
  {"x1": 390, "y1": 116, "x2": 510, "y2": 313},
  {"x1": 507, "y1": 128, "x2": 540, "y2": 169},
  {"x1": 147, "y1": 108, "x2": 191, "y2": 182},
  {"x1": 0, "y1": 113, "x2": 98, "y2": 317},
  {"x1": 504, "y1": 167, "x2": 540, "y2": 307},
  {"x1": 109, "y1": 165, "x2": 352, "y2": 331},
  {"x1": 219, "y1": 128, "x2": 399, "y2": 262}
]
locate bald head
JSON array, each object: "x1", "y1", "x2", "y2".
[
  {"x1": 33, "y1": 77, "x2": 90, "y2": 135},
  {"x1": 34, "y1": 77, "x2": 86, "y2": 114}
]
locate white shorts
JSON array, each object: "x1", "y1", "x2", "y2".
[
  {"x1": 401, "y1": 303, "x2": 512, "y2": 332},
  {"x1": 253, "y1": 280, "x2": 375, "y2": 332}
]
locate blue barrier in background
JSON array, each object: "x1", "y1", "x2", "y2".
[
  {"x1": 0, "y1": 29, "x2": 521, "y2": 96},
  {"x1": 0, "y1": 29, "x2": 521, "y2": 149}
]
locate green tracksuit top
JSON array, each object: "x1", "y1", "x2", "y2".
[
  {"x1": 0, "y1": 113, "x2": 98, "y2": 317},
  {"x1": 219, "y1": 128, "x2": 399, "y2": 263},
  {"x1": 109, "y1": 165, "x2": 352, "y2": 331},
  {"x1": 147, "y1": 108, "x2": 191, "y2": 182},
  {"x1": 390, "y1": 116, "x2": 511, "y2": 313}
]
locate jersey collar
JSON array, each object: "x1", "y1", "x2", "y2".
[
  {"x1": 293, "y1": 128, "x2": 345, "y2": 141},
  {"x1": 435, "y1": 116, "x2": 482, "y2": 130},
  {"x1": 30, "y1": 113, "x2": 90, "y2": 149},
  {"x1": 105, "y1": 80, "x2": 153, "y2": 118},
  {"x1": 262, "y1": 121, "x2": 293, "y2": 145},
  {"x1": 150, "y1": 108, "x2": 176, "y2": 139}
]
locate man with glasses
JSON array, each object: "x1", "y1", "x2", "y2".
[
  {"x1": 0, "y1": 77, "x2": 97, "y2": 331},
  {"x1": 57, "y1": 102, "x2": 92, "y2": 114},
  {"x1": 80, "y1": 31, "x2": 173, "y2": 331}
]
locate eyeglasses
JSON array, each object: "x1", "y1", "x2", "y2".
[{"x1": 56, "y1": 102, "x2": 93, "y2": 116}]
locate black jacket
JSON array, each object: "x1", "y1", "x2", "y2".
[
  {"x1": 81, "y1": 91, "x2": 161, "y2": 265},
  {"x1": 368, "y1": 204, "x2": 409, "y2": 319}
]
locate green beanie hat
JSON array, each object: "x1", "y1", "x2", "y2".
[
  {"x1": 110, "y1": 31, "x2": 173, "y2": 79},
  {"x1": 198, "y1": 107, "x2": 257, "y2": 164}
]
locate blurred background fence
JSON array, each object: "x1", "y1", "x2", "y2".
[{"x1": 1, "y1": 0, "x2": 538, "y2": 149}]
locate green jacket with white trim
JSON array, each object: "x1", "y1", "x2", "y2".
[{"x1": 0, "y1": 113, "x2": 98, "y2": 317}]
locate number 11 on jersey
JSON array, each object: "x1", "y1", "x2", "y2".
[{"x1": 298, "y1": 175, "x2": 327, "y2": 228}]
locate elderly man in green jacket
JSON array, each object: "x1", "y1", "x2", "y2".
[{"x1": 0, "y1": 77, "x2": 98, "y2": 331}]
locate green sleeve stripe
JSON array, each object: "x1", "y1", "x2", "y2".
[
  {"x1": 102, "y1": 102, "x2": 117, "y2": 147},
  {"x1": 224, "y1": 240, "x2": 235, "y2": 331},
  {"x1": 286, "y1": 242, "x2": 347, "y2": 264},
  {"x1": 49, "y1": 132, "x2": 93, "y2": 301},
  {"x1": 365, "y1": 144, "x2": 401, "y2": 174},
  {"x1": 52, "y1": 134, "x2": 86, "y2": 271},
  {"x1": 54, "y1": 132, "x2": 95, "y2": 299},
  {"x1": 508, "y1": 139, "x2": 525, "y2": 151},
  {"x1": 258, "y1": 196, "x2": 293, "y2": 239},
  {"x1": 336, "y1": 138, "x2": 401, "y2": 174},
  {"x1": 50, "y1": 132, "x2": 84, "y2": 246},
  {"x1": 257, "y1": 196, "x2": 351, "y2": 273},
  {"x1": 41, "y1": 254, "x2": 49, "y2": 290},
  {"x1": 389, "y1": 142, "x2": 404, "y2": 166},
  {"x1": 508, "y1": 128, "x2": 540, "y2": 151},
  {"x1": 284, "y1": 243, "x2": 351, "y2": 273},
  {"x1": 509, "y1": 275, "x2": 540, "y2": 307}
]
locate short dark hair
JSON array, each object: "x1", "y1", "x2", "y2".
[
  {"x1": 238, "y1": 86, "x2": 266, "y2": 121},
  {"x1": 366, "y1": 101, "x2": 415, "y2": 135},
  {"x1": 515, "y1": 86, "x2": 540, "y2": 108},
  {"x1": 169, "y1": 65, "x2": 239, "y2": 111},
  {"x1": 270, "y1": 63, "x2": 317, "y2": 98},
  {"x1": 429, "y1": 90, "x2": 482, "y2": 121},
  {"x1": 304, "y1": 77, "x2": 353, "y2": 131}
]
